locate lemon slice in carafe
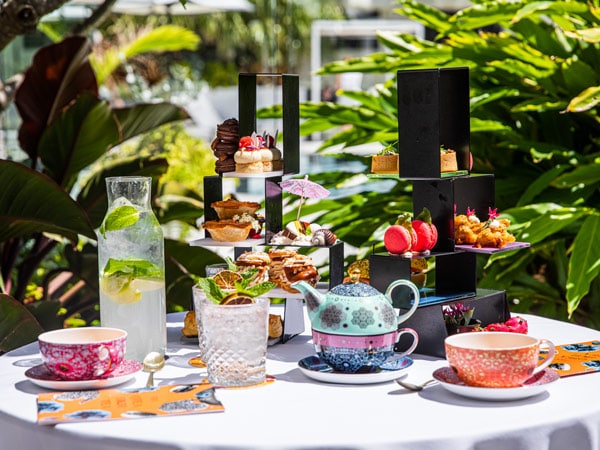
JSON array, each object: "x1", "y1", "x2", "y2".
[{"x1": 100, "y1": 276, "x2": 141, "y2": 305}]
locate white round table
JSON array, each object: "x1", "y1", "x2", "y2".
[{"x1": 0, "y1": 311, "x2": 599, "y2": 450}]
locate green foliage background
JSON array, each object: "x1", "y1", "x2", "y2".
[{"x1": 274, "y1": 0, "x2": 600, "y2": 329}]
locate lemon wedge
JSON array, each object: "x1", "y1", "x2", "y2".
[{"x1": 101, "y1": 276, "x2": 160, "y2": 305}]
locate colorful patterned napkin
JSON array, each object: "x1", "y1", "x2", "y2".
[
  {"x1": 547, "y1": 340, "x2": 600, "y2": 377},
  {"x1": 37, "y1": 383, "x2": 223, "y2": 425}
]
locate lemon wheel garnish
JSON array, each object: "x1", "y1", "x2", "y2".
[
  {"x1": 219, "y1": 293, "x2": 254, "y2": 305},
  {"x1": 213, "y1": 270, "x2": 243, "y2": 289},
  {"x1": 100, "y1": 277, "x2": 163, "y2": 305}
]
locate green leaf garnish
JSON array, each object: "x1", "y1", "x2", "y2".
[
  {"x1": 415, "y1": 207, "x2": 433, "y2": 223},
  {"x1": 194, "y1": 267, "x2": 277, "y2": 304},
  {"x1": 196, "y1": 278, "x2": 227, "y2": 304},
  {"x1": 225, "y1": 257, "x2": 237, "y2": 271},
  {"x1": 99, "y1": 205, "x2": 140, "y2": 238},
  {"x1": 236, "y1": 281, "x2": 277, "y2": 298},
  {"x1": 102, "y1": 258, "x2": 164, "y2": 279},
  {"x1": 377, "y1": 140, "x2": 398, "y2": 155}
]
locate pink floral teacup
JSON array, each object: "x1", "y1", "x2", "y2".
[
  {"x1": 38, "y1": 327, "x2": 127, "y2": 381},
  {"x1": 445, "y1": 331, "x2": 556, "y2": 388}
]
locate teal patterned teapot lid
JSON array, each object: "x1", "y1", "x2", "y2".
[{"x1": 329, "y1": 281, "x2": 380, "y2": 297}]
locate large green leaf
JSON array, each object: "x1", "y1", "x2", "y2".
[
  {"x1": 566, "y1": 85, "x2": 600, "y2": 112},
  {"x1": 566, "y1": 214, "x2": 600, "y2": 316},
  {"x1": 516, "y1": 166, "x2": 569, "y2": 206},
  {"x1": 38, "y1": 94, "x2": 119, "y2": 188},
  {"x1": 513, "y1": 0, "x2": 590, "y2": 25},
  {"x1": 517, "y1": 207, "x2": 586, "y2": 245},
  {"x1": 113, "y1": 103, "x2": 190, "y2": 143},
  {"x1": 553, "y1": 164, "x2": 600, "y2": 188},
  {"x1": 0, "y1": 160, "x2": 95, "y2": 241},
  {"x1": 0, "y1": 294, "x2": 44, "y2": 354},
  {"x1": 561, "y1": 59, "x2": 599, "y2": 96},
  {"x1": 395, "y1": 0, "x2": 452, "y2": 35},
  {"x1": 14, "y1": 36, "x2": 97, "y2": 162},
  {"x1": 164, "y1": 239, "x2": 224, "y2": 310},
  {"x1": 563, "y1": 27, "x2": 600, "y2": 43},
  {"x1": 92, "y1": 26, "x2": 201, "y2": 85}
]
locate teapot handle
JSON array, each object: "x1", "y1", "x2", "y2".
[{"x1": 385, "y1": 279, "x2": 420, "y2": 325}]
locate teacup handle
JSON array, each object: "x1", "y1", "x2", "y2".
[
  {"x1": 385, "y1": 279, "x2": 420, "y2": 325},
  {"x1": 97, "y1": 345, "x2": 116, "y2": 377},
  {"x1": 394, "y1": 328, "x2": 419, "y2": 358},
  {"x1": 533, "y1": 338, "x2": 556, "y2": 376}
]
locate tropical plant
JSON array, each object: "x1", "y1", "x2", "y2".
[
  {"x1": 269, "y1": 0, "x2": 600, "y2": 328},
  {"x1": 0, "y1": 36, "x2": 217, "y2": 353}
]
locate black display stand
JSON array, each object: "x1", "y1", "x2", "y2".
[
  {"x1": 192, "y1": 73, "x2": 344, "y2": 343},
  {"x1": 397, "y1": 67, "x2": 470, "y2": 179},
  {"x1": 370, "y1": 67, "x2": 510, "y2": 357}
]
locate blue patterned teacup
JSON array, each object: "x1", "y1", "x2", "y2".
[{"x1": 312, "y1": 328, "x2": 418, "y2": 373}]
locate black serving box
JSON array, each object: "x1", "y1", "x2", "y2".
[
  {"x1": 366, "y1": 67, "x2": 512, "y2": 357},
  {"x1": 395, "y1": 289, "x2": 510, "y2": 358}
]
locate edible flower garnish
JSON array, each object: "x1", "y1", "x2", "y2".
[
  {"x1": 238, "y1": 132, "x2": 265, "y2": 150},
  {"x1": 488, "y1": 207, "x2": 499, "y2": 220},
  {"x1": 443, "y1": 303, "x2": 475, "y2": 327}
]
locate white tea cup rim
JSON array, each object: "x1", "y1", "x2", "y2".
[
  {"x1": 445, "y1": 331, "x2": 543, "y2": 349},
  {"x1": 38, "y1": 327, "x2": 127, "y2": 344}
]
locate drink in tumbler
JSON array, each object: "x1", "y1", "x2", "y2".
[
  {"x1": 97, "y1": 177, "x2": 167, "y2": 362},
  {"x1": 200, "y1": 296, "x2": 270, "y2": 387}
]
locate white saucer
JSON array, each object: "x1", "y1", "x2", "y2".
[
  {"x1": 298, "y1": 355, "x2": 413, "y2": 385},
  {"x1": 432, "y1": 367, "x2": 559, "y2": 401},
  {"x1": 25, "y1": 360, "x2": 142, "y2": 390}
]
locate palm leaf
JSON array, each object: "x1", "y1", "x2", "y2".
[
  {"x1": 566, "y1": 214, "x2": 600, "y2": 316},
  {"x1": 15, "y1": 36, "x2": 97, "y2": 162},
  {"x1": 38, "y1": 94, "x2": 119, "y2": 188},
  {"x1": 0, "y1": 295, "x2": 45, "y2": 354},
  {"x1": 0, "y1": 161, "x2": 95, "y2": 241},
  {"x1": 92, "y1": 26, "x2": 200, "y2": 85}
]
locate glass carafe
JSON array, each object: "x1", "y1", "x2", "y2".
[{"x1": 97, "y1": 176, "x2": 166, "y2": 362}]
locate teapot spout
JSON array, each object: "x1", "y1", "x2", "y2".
[{"x1": 291, "y1": 281, "x2": 323, "y2": 311}]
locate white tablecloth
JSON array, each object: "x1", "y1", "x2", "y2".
[{"x1": 1, "y1": 311, "x2": 599, "y2": 450}]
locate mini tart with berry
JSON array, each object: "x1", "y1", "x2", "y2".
[{"x1": 440, "y1": 146, "x2": 458, "y2": 172}]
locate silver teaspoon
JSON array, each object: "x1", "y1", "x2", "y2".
[
  {"x1": 143, "y1": 352, "x2": 165, "y2": 388},
  {"x1": 395, "y1": 378, "x2": 436, "y2": 392}
]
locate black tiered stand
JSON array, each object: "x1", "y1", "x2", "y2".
[
  {"x1": 193, "y1": 73, "x2": 344, "y2": 344},
  {"x1": 370, "y1": 67, "x2": 510, "y2": 357}
]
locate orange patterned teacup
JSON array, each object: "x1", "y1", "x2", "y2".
[{"x1": 444, "y1": 332, "x2": 556, "y2": 388}]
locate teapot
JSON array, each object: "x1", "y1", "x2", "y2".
[{"x1": 292, "y1": 272, "x2": 420, "y2": 373}]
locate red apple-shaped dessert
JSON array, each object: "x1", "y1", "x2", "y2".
[{"x1": 411, "y1": 208, "x2": 438, "y2": 252}]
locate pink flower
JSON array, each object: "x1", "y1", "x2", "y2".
[
  {"x1": 488, "y1": 207, "x2": 499, "y2": 220},
  {"x1": 485, "y1": 316, "x2": 528, "y2": 333}
]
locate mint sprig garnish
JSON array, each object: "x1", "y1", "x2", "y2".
[
  {"x1": 194, "y1": 267, "x2": 276, "y2": 304},
  {"x1": 102, "y1": 258, "x2": 163, "y2": 279},
  {"x1": 99, "y1": 205, "x2": 140, "y2": 238}
]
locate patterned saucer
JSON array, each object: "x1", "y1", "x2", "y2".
[
  {"x1": 25, "y1": 359, "x2": 142, "y2": 391},
  {"x1": 298, "y1": 355, "x2": 413, "y2": 385},
  {"x1": 433, "y1": 367, "x2": 559, "y2": 401}
]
